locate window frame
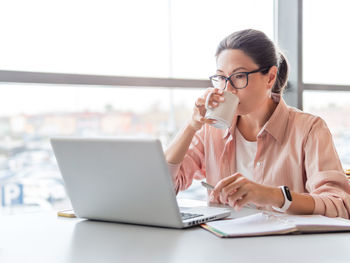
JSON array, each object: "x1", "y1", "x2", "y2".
[
  {"x1": 276, "y1": 0, "x2": 350, "y2": 110},
  {"x1": 3, "y1": 1, "x2": 345, "y2": 109}
]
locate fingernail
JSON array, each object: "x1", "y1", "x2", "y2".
[
  {"x1": 213, "y1": 102, "x2": 218, "y2": 106},
  {"x1": 209, "y1": 194, "x2": 214, "y2": 201},
  {"x1": 219, "y1": 97, "x2": 225, "y2": 102}
]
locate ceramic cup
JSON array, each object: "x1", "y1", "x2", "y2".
[{"x1": 204, "y1": 91, "x2": 240, "y2": 129}]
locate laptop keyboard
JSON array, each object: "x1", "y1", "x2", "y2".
[{"x1": 181, "y1": 212, "x2": 203, "y2": 220}]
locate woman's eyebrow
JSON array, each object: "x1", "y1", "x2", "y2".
[{"x1": 216, "y1": 67, "x2": 248, "y2": 74}]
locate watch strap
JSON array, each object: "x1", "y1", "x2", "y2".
[{"x1": 272, "y1": 186, "x2": 292, "y2": 213}]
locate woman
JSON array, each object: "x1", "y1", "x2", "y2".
[{"x1": 165, "y1": 29, "x2": 350, "y2": 218}]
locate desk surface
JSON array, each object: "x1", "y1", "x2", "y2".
[{"x1": 1, "y1": 201, "x2": 350, "y2": 263}]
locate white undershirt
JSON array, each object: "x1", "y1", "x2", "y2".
[{"x1": 235, "y1": 128, "x2": 257, "y2": 181}]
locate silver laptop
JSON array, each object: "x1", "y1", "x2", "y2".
[{"x1": 50, "y1": 137, "x2": 230, "y2": 228}]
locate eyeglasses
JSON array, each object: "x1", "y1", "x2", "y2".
[{"x1": 209, "y1": 67, "x2": 269, "y2": 90}]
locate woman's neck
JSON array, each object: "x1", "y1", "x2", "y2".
[{"x1": 237, "y1": 97, "x2": 277, "y2": 141}]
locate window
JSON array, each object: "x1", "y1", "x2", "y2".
[
  {"x1": 303, "y1": 91, "x2": 350, "y2": 168},
  {"x1": 0, "y1": 0, "x2": 274, "y2": 78},
  {"x1": 302, "y1": 0, "x2": 350, "y2": 171},
  {"x1": 170, "y1": 0, "x2": 274, "y2": 79},
  {"x1": 0, "y1": 0, "x2": 274, "y2": 213},
  {"x1": 303, "y1": 0, "x2": 350, "y2": 85},
  {"x1": 0, "y1": 84, "x2": 201, "y2": 211},
  {"x1": 0, "y1": 0, "x2": 170, "y2": 77}
]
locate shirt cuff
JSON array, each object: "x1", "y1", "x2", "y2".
[{"x1": 310, "y1": 194, "x2": 325, "y2": 215}]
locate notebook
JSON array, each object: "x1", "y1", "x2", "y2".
[
  {"x1": 201, "y1": 212, "x2": 350, "y2": 237},
  {"x1": 50, "y1": 137, "x2": 230, "y2": 228}
]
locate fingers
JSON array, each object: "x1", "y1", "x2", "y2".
[
  {"x1": 227, "y1": 186, "x2": 248, "y2": 207},
  {"x1": 233, "y1": 193, "x2": 251, "y2": 211},
  {"x1": 220, "y1": 176, "x2": 248, "y2": 203},
  {"x1": 209, "y1": 94, "x2": 225, "y2": 108},
  {"x1": 209, "y1": 175, "x2": 266, "y2": 209},
  {"x1": 207, "y1": 87, "x2": 224, "y2": 96},
  {"x1": 210, "y1": 173, "x2": 242, "y2": 203},
  {"x1": 195, "y1": 88, "x2": 225, "y2": 108},
  {"x1": 212, "y1": 173, "x2": 242, "y2": 195},
  {"x1": 193, "y1": 111, "x2": 216, "y2": 124},
  {"x1": 194, "y1": 97, "x2": 206, "y2": 108},
  {"x1": 191, "y1": 87, "x2": 225, "y2": 130},
  {"x1": 215, "y1": 88, "x2": 224, "y2": 95}
]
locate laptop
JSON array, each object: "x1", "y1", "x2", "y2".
[{"x1": 50, "y1": 137, "x2": 230, "y2": 228}]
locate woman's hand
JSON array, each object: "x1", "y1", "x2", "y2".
[
  {"x1": 189, "y1": 87, "x2": 225, "y2": 131},
  {"x1": 209, "y1": 173, "x2": 283, "y2": 210}
]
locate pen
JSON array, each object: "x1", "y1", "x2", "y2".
[
  {"x1": 201, "y1": 181, "x2": 256, "y2": 209},
  {"x1": 201, "y1": 181, "x2": 214, "y2": 190}
]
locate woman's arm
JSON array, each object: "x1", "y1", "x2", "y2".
[
  {"x1": 165, "y1": 88, "x2": 222, "y2": 164},
  {"x1": 211, "y1": 117, "x2": 350, "y2": 218},
  {"x1": 270, "y1": 187, "x2": 315, "y2": 214},
  {"x1": 210, "y1": 173, "x2": 315, "y2": 214},
  {"x1": 165, "y1": 123, "x2": 198, "y2": 164},
  {"x1": 165, "y1": 88, "x2": 225, "y2": 193},
  {"x1": 303, "y1": 118, "x2": 350, "y2": 218}
]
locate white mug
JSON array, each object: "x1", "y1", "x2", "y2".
[{"x1": 204, "y1": 91, "x2": 240, "y2": 129}]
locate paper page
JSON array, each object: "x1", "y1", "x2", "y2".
[
  {"x1": 275, "y1": 214, "x2": 350, "y2": 232},
  {"x1": 205, "y1": 213, "x2": 296, "y2": 237}
]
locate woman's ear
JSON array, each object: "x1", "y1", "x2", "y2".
[{"x1": 266, "y1": 66, "x2": 278, "y2": 90}]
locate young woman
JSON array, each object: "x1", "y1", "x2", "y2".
[{"x1": 165, "y1": 29, "x2": 350, "y2": 219}]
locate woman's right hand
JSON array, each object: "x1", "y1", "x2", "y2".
[{"x1": 189, "y1": 87, "x2": 225, "y2": 131}]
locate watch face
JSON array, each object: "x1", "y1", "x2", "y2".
[{"x1": 284, "y1": 186, "x2": 292, "y2": 201}]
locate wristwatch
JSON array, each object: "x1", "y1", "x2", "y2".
[{"x1": 272, "y1": 186, "x2": 292, "y2": 213}]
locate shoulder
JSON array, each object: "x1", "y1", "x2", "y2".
[{"x1": 287, "y1": 106, "x2": 330, "y2": 136}]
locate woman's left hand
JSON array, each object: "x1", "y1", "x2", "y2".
[{"x1": 209, "y1": 173, "x2": 280, "y2": 210}]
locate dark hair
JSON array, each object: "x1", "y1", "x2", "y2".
[{"x1": 215, "y1": 29, "x2": 289, "y2": 94}]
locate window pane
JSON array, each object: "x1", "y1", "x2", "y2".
[
  {"x1": 0, "y1": 0, "x2": 274, "y2": 212},
  {"x1": 0, "y1": 0, "x2": 170, "y2": 77},
  {"x1": 0, "y1": 84, "x2": 207, "y2": 213},
  {"x1": 303, "y1": 91, "x2": 350, "y2": 168},
  {"x1": 171, "y1": 0, "x2": 274, "y2": 79},
  {"x1": 0, "y1": 0, "x2": 273, "y2": 79},
  {"x1": 303, "y1": 0, "x2": 350, "y2": 85}
]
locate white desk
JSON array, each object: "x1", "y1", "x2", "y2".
[{"x1": 1, "y1": 202, "x2": 350, "y2": 263}]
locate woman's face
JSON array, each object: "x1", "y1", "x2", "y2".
[{"x1": 216, "y1": 49, "x2": 275, "y2": 116}]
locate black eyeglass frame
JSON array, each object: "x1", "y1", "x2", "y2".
[{"x1": 209, "y1": 67, "x2": 270, "y2": 90}]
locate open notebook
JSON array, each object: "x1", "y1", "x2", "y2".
[{"x1": 201, "y1": 212, "x2": 350, "y2": 238}]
